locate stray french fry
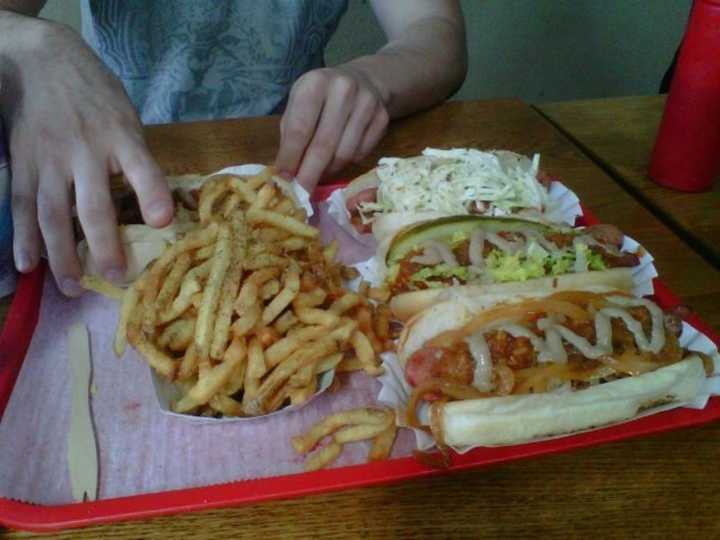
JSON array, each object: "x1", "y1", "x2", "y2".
[
  {"x1": 369, "y1": 423, "x2": 398, "y2": 462},
  {"x1": 334, "y1": 422, "x2": 392, "y2": 445},
  {"x1": 291, "y1": 408, "x2": 391, "y2": 454},
  {"x1": 81, "y1": 275, "x2": 124, "y2": 300},
  {"x1": 304, "y1": 442, "x2": 342, "y2": 472}
]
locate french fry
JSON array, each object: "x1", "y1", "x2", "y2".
[
  {"x1": 328, "y1": 319, "x2": 357, "y2": 342},
  {"x1": 158, "y1": 318, "x2": 195, "y2": 351},
  {"x1": 323, "y1": 240, "x2": 338, "y2": 263},
  {"x1": 358, "y1": 281, "x2": 370, "y2": 298},
  {"x1": 245, "y1": 253, "x2": 287, "y2": 271},
  {"x1": 256, "y1": 227, "x2": 291, "y2": 243},
  {"x1": 228, "y1": 176, "x2": 259, "y2": 203},
  {"x1": 291, "y1": 408, "x2": 391, "y2": 454},
  {"x1": 195, "y1": 224, "x2": 232, "y2": 360},
  {"x1": 273, "y1": 310, "x2": 298, "y2": 334},
  {"x1": 316, "y1": 352, "x2": 343, "y2": 373},
  {"x1": 252, "y1": 337, "x2": 336, "y2": 413},
  {"x1": 294, "y1": 307, "x2": 340, "y2": 328},
  {"x1": 220, "y1": 336, "x2": 248, "y2": 394},
  {"x1": 264, "y1": 381, "x2": 291, "y2": 412},
  {"x1": 199, "y1": 178, "x2": 229, "y2": 223},
  {"x1": 246, "y1": 267, "x2": 281, "y2": 286},
  {"x1": 292, "y1": 289, "x2": 327, "y2": 309},
  {"x1": 194, "y1": 246, "x2": 215, "y2": 262},
  {"x1": 114, "y1": 284, "x2": 140, "y2": 356},
  {"x1": 280, "y1": 237, "x2": 306, "y2": 251},
  {"x1": 246, "y1": 208, "x2": 319, "y2": 239},
  {"x1": 222, "y1": 192, "x2": 242, "y2": 218},
  {"x1": 351, "y1": 330, "x2": 383, "y2": 376},
  {"x1": 368, "y1": 286, "x2": 391, "y2": 303},
  {"x1": 155, "y1": 253, "x2": 192, "y2": 309},
  {"x1": 334, "y1": 422, "x2": 392, "y2": 445},
  {"x1": 336, "y1": 354, "x2": 364, "y2": 373},
  {"x1": 209, "y1": 394, "x2": 244, "y2": 417},
  {"x1": 260, "y1": 279, "x2": 280, "y2": 300},
  {"x1": 80, "y1": 275, "x2": 124, "y2": 300},
  {"x1": 265, "y1": 325, "x2": 326, "y2": 367},
  {"x1": 210, "y1": 242, "x2": 244, "y2": 359},
  {"x1": 368, "y1": 423, "x2": 398, "y2": 462},
  {"x1": 151, "y1": 223, "x2": 219, "y2": 276},
  {"x1": 375, "y1": 304, "x2": 392, "y2": 340},
  {"x1": 249, "y1": 183, "x2": 276, "y2": 211},
  {"x1": 289, "y1": 376, "x2": 317, "y2": 406},
  {"x1": 247, "y1": 337, "x2": 267, "y2": 379},
  {"x1": 289, "y1": 361, "x2": 316, "y2": 388},
  {"x1": 178, "y1": 344, "x2": 199, "y2": 380},
  {"x1": 231, "y1": 304, "x2": 260, "y2": 337},
  {"x1": 262, "y1": 267, "x2": 300, "y2": 325},
  {"x1": 303, "y1": 442, "x2": 342, "y2": 472},
  {"x1": 175, "y1": 337, "x2": 247, "y2": 412},
  {"x1": 329, "y1": 293, "x2": 361, "y2": 315},
  {"x1": 127, "y1": 327, "x2": 176, "y2": 379},
  {"x1": 272, "y1": 198, "x2": 294, "y2": 216}
]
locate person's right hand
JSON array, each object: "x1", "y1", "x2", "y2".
[{"x1": 1, "y1": 14, "x2": 173, "y2": 296}]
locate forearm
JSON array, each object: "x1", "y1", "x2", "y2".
[{"x1": 342, "y1": 14, "x2": 467, "y2": 119}]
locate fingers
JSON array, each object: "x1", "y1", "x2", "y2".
[
  {"x1": 114, "y1": 135, "x2": 173, "y2": 228},
  {"x1": 327, "y1": 91, "x2": 379, "y2": 174},
  {"x1": 35, "y1": 169, "x2": 84, "y2": 296},
  {"x1": 294, "y1": 76, "x2": 357, "y2": 191},
  {"x1": 10, "y1": 158, "x2": 41, "y2": 274},
  {"x1": 73, "y1": 152, "x2": 125, "y2": 283},
  {"x1": 357, "y1": 106, "x2": 389, "y2": 160},
  {"x1": 275, "y1": 73, "x2": 327, "y2": 179}
]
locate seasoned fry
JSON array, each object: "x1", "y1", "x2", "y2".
[
  {"x1": 220, "y1": 337, "x2": 248, "y2": 393},
  {"x1": 351, "y1": 330, "x2": 384, "y2": 376},
  {"x1": 303, "y1": 442, "x2": 342, "y2": 472},
  {"x1": 291, "y1": 408, "x2": 391, "y2": 454},
  {"x1": 336, "y1": 354, "x2": 364, "y2": 373},
  {"x1": 316, "y1": 352, "x2": 344, "y2": 373},
  {"x1": 247, "y1": 337, "x2": 267, "y2": 379},
  {"x1": 334, "y1": 422, "x2": 392, "y2": 444},
  {"x1": 246, "y1": 208, "x2": 319, "y2": 239},
  {"x1": 195, "y1": 224, "x2": 232, "y2": 360},
  {"x1": 290, "y1": 362, "x2": 316, "y2": 388},
  {"x1": 155, "y1": 253, "x2": 192, "y2": 309},
  {"x1": 210, "y1": 242, "x2": 244, "y2": 359},
  {"x1": 328, "y1": 319, "x2": 357, "y2": 342},
  {"x1": 293, "y1": 289, "x2": 327, "y2": 309},
  {"x1": 245, "y1": 253, "x2": 287, "y2": 271},
  {"x1": 199, "y1": 178, "x2": 230, "y2": 223},
  {"x1": 289, "y1": 376, "x2": 317, "y2": 406},
  {"x1": 246, "y1": 267, "x2": 281, "y2": 286},
  {"x1": 158, "y1": 318, "x2": 195, "y2": 351},
  {"x1": 222, "y1": 192, "x2": 242, "y2": 218},
  {"x1": 295, "y1": 307, "x2": 340, "y2": 328},
  {"x1": 273, "y1": 310, "x2": 298, "y2": 334},
  {"x1": 249, "y1": 183, "x2": 276, "y2": 211},
  {"x1": 178, "y1": 344, "x2": 199, "y2": 381},
  {"x1": 329, "y1": 293, "x2": 361, "y2": 315},
  {"x1": 272, "y1": 198, "x2": 294, "y2": 216},
  {"x1": 228, "y1": 176, "x2": 259, "y2": 203},
  {"x1": 375, "y1": 304, "x2": 392, "y2": 340},
  {"x1": 114, "y1": 284, "x2": 140, "y2": 356},
  {"x1": 260, "y1": 279, "x2": 281, "y2": 300},
  {"x1": 175, "y1": 337, "x2": 247, "y2": 412},
  {"x1": 368, "y1": 423, "x2": 398, "y2": 462},
  {"x1": 265, "y1": 325, "x2": 326, "y2": 367},
  {"x1": 209, "y1": 394, "x2": 244, "y2": 417},
  {"x1": 81, "y1": 275, "x2": 124, "y2": 300},
  {"x1": 127, "y1": 328, "x2": 176, "y2": 379},
  {"x1": 280, "y1": 237, "x2": 306, "y2": 251},
  {"x1": 262, "y1": 267, "x2": 300, "y2": 325}
]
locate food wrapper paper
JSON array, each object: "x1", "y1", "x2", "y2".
[
  {"x1": 377, "y1": 321, "x2": 720, "y2": 452},
  {"x1": 325, "y1": 179, "x2": 583, "y2": 247},
  {"x1": 0, "y1": 196, "x2": 415, "y2": 506}
]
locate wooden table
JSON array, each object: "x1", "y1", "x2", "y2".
[
  {"x1": 3, "y1": 100, "x2": 720, "y2": 539},
  {"x1": 538, "y1": 95, "x2": 720, "y2": 268}
]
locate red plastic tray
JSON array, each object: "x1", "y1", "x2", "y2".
[{"x1": 0, "y1": 183, "x2": 718, "y2": 533}]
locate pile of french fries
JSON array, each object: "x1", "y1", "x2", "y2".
[
  {"x1": 292, "y1": 407, "x2": 397, "y2": 471},
  {"x1": 111, "y1": 168, "x2": 395, "y2": 417}
]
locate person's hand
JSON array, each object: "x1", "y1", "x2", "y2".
[
  {"x1": 274, "y1": 66, "x2": 389, "y2": 193},
  {"x1": 2, "y1": 15, "x2": 173, "y2": 296}
]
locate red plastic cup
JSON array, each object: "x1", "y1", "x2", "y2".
[{"x1": 649, "y1": 0, "x2": 720, "y2": 192}]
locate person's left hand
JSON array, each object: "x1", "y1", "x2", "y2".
[{"x1": 274, "y1": 66, "x2": 389, "y2": 193}]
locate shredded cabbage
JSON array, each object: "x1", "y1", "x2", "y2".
[{"x1": 358, "y1": 148, "x2": 548, "y2": 218}]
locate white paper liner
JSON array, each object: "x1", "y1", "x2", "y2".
[
  {"x1": 378, "y1": 321, "x2": 720, "y2": 452},
  {"x1": 325, "y1": 180, "x2": 583, "y2": 248}
]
